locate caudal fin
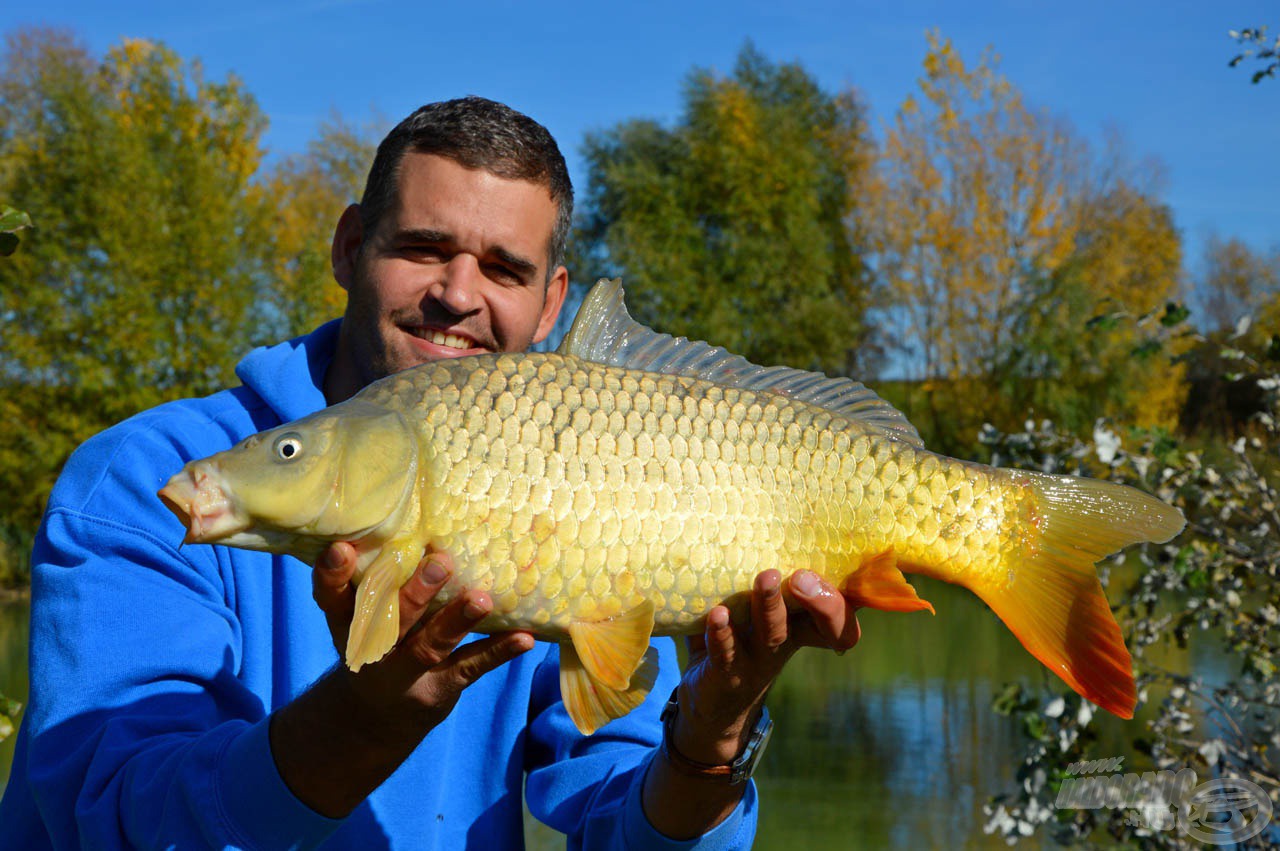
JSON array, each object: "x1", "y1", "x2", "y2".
[{"x1": 965, "y1": 472, "x2": 1183, "y2": 719}]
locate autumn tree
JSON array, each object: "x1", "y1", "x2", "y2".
[
  {"x1": 256, "y1": 114, "x2": 379, "y2": 336},
  {"x1": 574, "y1": 43, "x2": 876, "y2": 375},
  {"x1": 1197, "y1": 234, "x2": 1280, "y2": 336},
  {"x1": 872, "y1": 33, "x2": 1185, "y2": 450},
  {"x1": 0, "y1": 28, "x2": 272, "y2": 557}
]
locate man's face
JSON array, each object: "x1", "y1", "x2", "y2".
[{"x1": 329, "y1": 152, "x2": 567, "y2": 399}]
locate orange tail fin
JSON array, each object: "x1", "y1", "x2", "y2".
[{"x1": 952, "y1": 472, "x2": 1183, "y2": 719}]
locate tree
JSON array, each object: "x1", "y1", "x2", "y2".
[
  {"x1": 871, "y1": 33, "x2": 1186, "y2": 451},
  {"x1": 574, "y1": 43, "x2": 877, "y2": 376},
  {"x1": 0, "y1": 28, "x2": 272, "y2": 556},
  {"x1": 256, "y1": 113, "x2": 379, "y2": 336},
  {"x1": 0, "y1": 202, "x2": 28, "y2": 743},
  {"x1": 1197, "y1": 234, "x2": 1280, "y2": 336},
  {"x1": 981, "y1": 375, "x2": 1280, "y2": 847},
  {"x1": 1229, "y1": 26, "x2": 1279, "y2": 84},
  {"x1": 0, "y1": 28, "x2": 270, "y2": 392}
]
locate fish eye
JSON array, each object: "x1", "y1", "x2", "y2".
[{"x1": 273, "y1": 432, "x2": 304, "y2": 461}]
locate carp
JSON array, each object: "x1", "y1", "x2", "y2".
[{"x1": 159, "y1": 280, "x2": 1184, "y2": 735}]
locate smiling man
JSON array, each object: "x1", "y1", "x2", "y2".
[{"x1": 0, "y1": 97, "x2": 861, "y2": 849}]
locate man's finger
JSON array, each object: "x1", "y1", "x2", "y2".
[
  {"x1": 704, "y1": 605, "x2": 737, "y2": 672},
  {"x1": 750, "y1": 570, "x2": 788, "y2": 651},
  {"x1": 399, "y1": 551, "x2": 451, "y2": 635},
  {"x1": 313, "y1": 542, "x2": 357, "y2": 648},
  {"x1": 398, "y1": 590, "x2": 492, "y2": 671},
  {"x1": 786, "y1": 569, "x2": 859, "y2": 649},
  {"x1": 437, "y1": 632, "x2": 535, "y2": 693}
]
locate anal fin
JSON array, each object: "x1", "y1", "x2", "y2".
[
  {"x1": 560, "y1": 643, "x2": 659, "y2": 736},
  {"x1": 567, "y1": 600, "x2": 656, "y2": 690},
  {"x1": 843, "y1": 550, "x2": 935, "y2": 614}
]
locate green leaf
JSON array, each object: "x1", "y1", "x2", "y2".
[
  {"x1": 1086, "y1": 313, "x2": 1122, "y2": 331},
  {"x1": 1266, "y1": 335, "x2": 1280, "y2": 362},
  {"x1": 1131, "y1": 339, "x2": 1163, "y2": 359},
  {"x1": 1247, "y1": 654, "x2": 1276, "y2": 680},
  {"x1": 1160, "y1": 302, "x2": 1190, "y2": 327},
  {"x1": 0, "y1": 693, "x2": 20, "y2": 744},
  {"x1": 0, "y1": 205, "x2": 32, "y2": 233},
  {"x1": 992, "y1": 682, "x2": 1035, "y2": 716},
  {"x1": 1021, "y1": 713, "x2": 1049, "y2": 742}
]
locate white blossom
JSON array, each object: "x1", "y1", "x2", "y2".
[{"x1": 1094, "y1": 424, "x2": 1121, "y2": 465}]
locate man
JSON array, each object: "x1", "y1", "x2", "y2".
[{"x1": 0, "y1": 97, "x2": 861, "y2": 848}]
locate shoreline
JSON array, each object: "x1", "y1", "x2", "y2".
[{"x1": 0, "y1": 587, "x2": 30, "y2": 603}]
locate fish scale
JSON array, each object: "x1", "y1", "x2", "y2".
[
  {"x1": 359, "y1": 352, "x2": 1011, "y2": 636},
  {"x1": 159, "y1": 279, "x2": 1185, "y2": 735}
]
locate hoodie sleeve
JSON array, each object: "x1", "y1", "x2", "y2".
[
  {"x1": 19, "y1": 426, "x2": 343, "y2": 850},
  {"x1": 522, "y1": 642, "x2": 758, "y2": 851}
]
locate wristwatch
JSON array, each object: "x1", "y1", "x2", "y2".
[{"x1": 659, "y1": 686, "x2": 773, "y2": 785}]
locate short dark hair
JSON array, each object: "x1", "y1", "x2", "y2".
[{"x1": 359, "y1": 96, "x2": 573, "y2": 278}]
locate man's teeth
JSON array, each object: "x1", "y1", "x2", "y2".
[{"x1": 414, "y1": 329, "x2": 474, "y2": 349}]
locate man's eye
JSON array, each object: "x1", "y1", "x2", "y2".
[{"x1": 487, "y1": 264, "x2": 522, "y2": 283}]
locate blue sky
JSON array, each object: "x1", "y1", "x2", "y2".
[{"x1": 3, "y1": 0, "x2": 1277, "y2": 280}]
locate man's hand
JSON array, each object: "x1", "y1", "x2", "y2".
[
  {"x1": 642, "y1": 568, "x2": 861, "y2": 839},
  {"x1": 675, "y1": 568, "x2": 861, "y2": 764},
  {"x1": 313, "y1": 542, "x2": 534, "y2": 725},
  {"x1": 270, "y1": 543, "x2": 534, "y2": 818}
]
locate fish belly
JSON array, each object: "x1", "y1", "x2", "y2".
[{"x1": 358, "y1": 352, "x2": 1013, "y2": 639}]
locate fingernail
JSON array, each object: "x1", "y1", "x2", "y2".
[
  {"x1": 420, "y1": 558, "x2": 447, "y2": 585},
  {"x1": 792, "y1": 570, "x2": 819, "y2": 597},
  {"x1": 324, "y1": 547, "x2": 345, "y2": 570},
  {"x1": 464, "y1": 598, "x2": 487, "y2": 619}
]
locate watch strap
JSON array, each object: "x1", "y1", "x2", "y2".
[{"x1": 659, "y1": 686, "x2": 772, "y2": 785}]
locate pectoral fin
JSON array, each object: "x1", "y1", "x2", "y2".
[
  {"x1": 345, "y1": 543, "x2": 419, "y2": 672},
  {"x1": 567, "y1": 600, "x2": 656, "y2": 690},
  {"x1": 843, "y1": 550, "x2": 935, "y2": 614},
  {"x1": 560, "y1": 643, "x2": 660, "y2": 735}
]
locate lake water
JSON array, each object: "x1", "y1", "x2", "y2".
[{"x1": 1, "y1": 579, "x2": 1197, "y2": 848}]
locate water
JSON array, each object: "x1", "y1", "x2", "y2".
[{"x1": 1, "y1": 580, "x2": 1194, "y2": 848}]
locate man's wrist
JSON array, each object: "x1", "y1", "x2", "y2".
[{"x1": 663, "y1": 685, "x2": 772, "y2": 782}]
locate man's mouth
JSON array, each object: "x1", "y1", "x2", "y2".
[{"x1": 405, "y1": 327, "x2": 484, "y2": 351}]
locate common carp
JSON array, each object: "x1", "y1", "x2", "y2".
[{"x1": 159, "y1": 279, "x2": 1184, "y2": 735}]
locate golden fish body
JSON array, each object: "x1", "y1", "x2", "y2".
[
  {"x1": 374, "y1": 352, "x2": 1002, "y2": 637},
  {"x1": 161, "y1": 280, "x2": 1184, "y2": 735}
]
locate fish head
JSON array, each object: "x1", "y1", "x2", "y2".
[{"x1": 159, "y1": 400, "x2": 418, "y2": 558}]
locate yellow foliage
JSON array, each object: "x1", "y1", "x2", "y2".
[
  {"x1": 871, "y1": 33, "x2": 1185, "y2": 450},
  {"x1": 1126, "y1": 361, "x2": 1189, "y2": 432}
]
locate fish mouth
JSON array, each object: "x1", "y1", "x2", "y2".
[{"x1": 158, "y1": 463, "x2": 250, "y2": 544}]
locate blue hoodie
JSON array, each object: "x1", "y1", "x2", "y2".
[{"x1": 0, "y1": 321, "x2": 756, "y2": 850}]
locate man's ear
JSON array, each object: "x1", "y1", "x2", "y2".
[
  {"x1": 533, "y1": 265, "x2": 570, "y2": 344},
  {"x1": 331, "y1": 204, "x2": 364, "y2": 292}
]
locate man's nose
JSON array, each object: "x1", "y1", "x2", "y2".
[{"x1": 434, "y1": 254, "x2": 482, "y2": 314}]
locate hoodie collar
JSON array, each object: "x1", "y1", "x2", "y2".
[{"x1": 234, "y1": 319, "x2": 342, "y2": 424}]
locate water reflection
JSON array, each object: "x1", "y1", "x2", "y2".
[{"x1": 3, "y1": 576, "x2": 1198, "y2": 847}]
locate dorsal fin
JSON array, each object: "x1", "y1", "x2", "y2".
[{"x1": 559, "y1": 279, "x2": 924, "y2": 447}]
